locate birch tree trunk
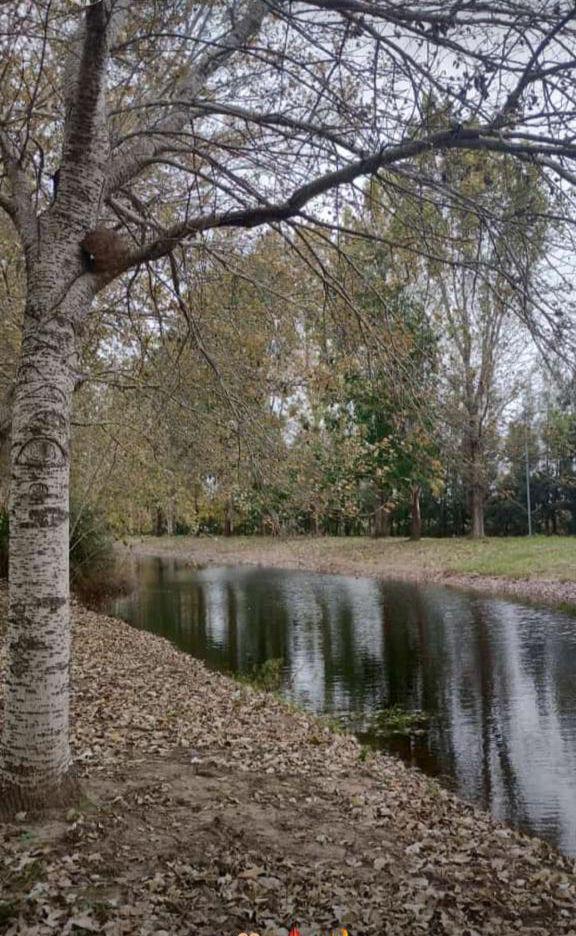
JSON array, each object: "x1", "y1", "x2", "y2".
[
  {"x1": 1, "y1": 271, "x2": 91, "y2": 801},
  {"x1": 0, "y1": 0, "x2": 112, "y2": 802}
]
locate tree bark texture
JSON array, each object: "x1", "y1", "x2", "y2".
[
  {"x1": 470, "y1": 482, "x2": 485, "y2": 539},
  {"x1": 1, "y1": 282, "x2": 84, "y2": 796},
  {"x1": 0, "y1": 0, "x2": 114, "y2": 798}
]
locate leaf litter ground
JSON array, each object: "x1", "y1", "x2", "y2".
[{"x1": 1, "y1": 591, "x2": 576, "y2": 935}]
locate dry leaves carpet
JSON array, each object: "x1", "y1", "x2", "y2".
[{"x1": 1, "y1": 594, "x2": 576, "y2": 935}]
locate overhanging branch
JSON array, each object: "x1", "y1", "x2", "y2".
[{"x1": 109, "y1": 127, "x2": 576, "y2": 276}]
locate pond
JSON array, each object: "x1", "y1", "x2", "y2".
[{"x1": 110, "y1": 556, "x2": 576, "y2": 856}]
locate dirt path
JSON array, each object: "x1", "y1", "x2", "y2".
[
  {"x1": 130, "y1": 535, "x2": 576, "y2": 612},
  {"x1": 2, "y1": 594, "x2": 576, "y2": 935}
]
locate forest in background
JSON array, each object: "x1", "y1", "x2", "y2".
[{"x1": 2, "y1": 124, "x2": 573, "y2": 546}]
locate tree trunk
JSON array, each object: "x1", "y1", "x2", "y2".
[
  {"x1": 223, "y1": 498, "x2": 234, "y2": 537},
  {"x1": 465, "y1": 417, "x2": 486, "y2": 539},
  {"x1": 470, "y1": 484, "x2": 485, "y2": 538},
  {"x1": 166, "y1": 505, "x2": 175, "y2": 537},
  {"x1": 1, "y1": 293, "x2": 79, "y2": 802},
  {"x1": 373, "y1": 489, "x2": 391, "y2": 538},
  {"x1": 410, "y1": 484, "x2": 422, "y2": 541},
  {"x1": 154, "y1": 507, "x2": 166, "y2": 536},
  {"x1": 0, "y1": 0, "x2": 117, "y2": 799}
]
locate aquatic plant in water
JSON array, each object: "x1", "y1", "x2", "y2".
[{"x1": 373, "y1": 705, "x2": 429, "y2": 736}]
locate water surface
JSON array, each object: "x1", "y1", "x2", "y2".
[{"x1": 110, "y1": 557, "x2": 576, "y2": 856}]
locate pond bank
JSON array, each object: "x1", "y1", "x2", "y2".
[
  {"x1": 130, "y1": 535, "x2": 576, "y2": 613},
  {"x1": 2, "y1": 593, "x2": 576, "y2": 934}
]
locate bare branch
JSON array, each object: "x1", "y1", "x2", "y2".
[
  {"x1": 104, "y1": 0, "x2": 269, "y2": 195},
  {"x1": 492, "y1": 7, "x2": 576, "y2": 130},
  {"x1": 109, "y1": 127, "x2": 576, "y2": 275},
  {"x1": 0, "y1": 127, "x2": 35, "y2": 246}
]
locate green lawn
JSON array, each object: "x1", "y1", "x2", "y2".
[
  {"x1": 396, "y1": 536, "x2": 576, "y2": 580},
  {"x1": 296, "y1": 535, "x2": 576, "y2": 580}
]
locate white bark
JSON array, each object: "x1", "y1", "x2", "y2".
[
  {"x1": 0, "y1": 1, "x2": 112, "y2": 797},
  {"x1": 1, "y1": 273, "x2": 93, "y2": 795}
]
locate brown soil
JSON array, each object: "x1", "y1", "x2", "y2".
[
  {"x1": 130, "y1": 535, "x2": 576, "y2": 612},
  {"x1": 1, "y1": 593, "x2": 576, "y2": 935}
]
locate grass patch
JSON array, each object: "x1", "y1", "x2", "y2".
[
  {"x1": 135, "y1": 533, "x2": 576, "y2": 584},
  {"x1": 442, "y1": 536, "x2": 576, "y2": 580},
  {"x1": 237, "y1": 656, "x2": 285, "y2": 692},
  {"x1": 371, "y1": 705, "x2": 429, "y2": 737}
]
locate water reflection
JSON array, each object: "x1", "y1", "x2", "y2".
[{"x1": 110, "y1": 557, "x2": 576, "y2": 855}]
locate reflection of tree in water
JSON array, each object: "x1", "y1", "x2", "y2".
[
  {"x1": 372, "y1": 584, "x2": 452, "y2": 774},
  {"x1": 112, "y1": 560, "x2": 576, "y2": 854},
  {"x1": 230, "y1": 575, "x2": 288, "y2": 671},
  {"x1": 225, "y1": 584, "x2": 238, "y2": 669},
  {"x1": 471, "y1": 602, "x2": 524, "y2": 819},
  {"x1": 314, "y1": 586, "x2": 384, "y2": 714},
  {"x1": 411, "y1": 594, "x2": 527, "y2": 818},
  {"x1": 380, "y1": 586, "x2": 424, "y2": 708},
  {"x1": 430, "y1": 595, "x2": 576, "y2": 852},
  {"x1": 273, "y1": 574, "x2": 386, "y2": 713}
]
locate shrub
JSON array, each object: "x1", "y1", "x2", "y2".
[
  {"x1": 70, "y1": 500, "x2": 131, "y2": 605},
  {"x1": 242, "y1": 657, "x2": 285, "y2": 692}
]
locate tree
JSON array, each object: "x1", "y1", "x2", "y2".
[
  {"x1": 0, "y1": 216, "x2": 23, "y2": 507},
  {"x1": 2, "y1": 0, "x2": 576, "y2": 801},
  {"x1": 337, "y1": 189, "x2": 443, "y2": 540},
  {"x1": 437, "y1": 157, "x2": 548, "y2": 536},
  {"x1": 492, "y1": 379, "x2": 576, "y2": 535},
  {"x1": 375, "y1": 145, "x2": 550, "y2": 537}
]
